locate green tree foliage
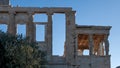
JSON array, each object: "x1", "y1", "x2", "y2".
[{"x1": 0, "y1": 31, "x2": 47, "y2": 68}]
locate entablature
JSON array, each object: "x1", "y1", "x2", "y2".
[
  {"x1": 0, "y1": 7, "x2": 74, "y2": 14},
  {"x1": 76, "y1": 25, "x2": 112, "y2": 34}
]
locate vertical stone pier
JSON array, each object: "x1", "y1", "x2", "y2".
[
  {"x1": 46, "y1": 12, "x2": 53, "y2": 61},
  {"x1": 65, "y1": 11, "x2": 76, "y2": 64},
  {"x1": 26, "y1": 11, "x2": 35, "y2": 42},
  {"x1": 8, "y1": 11, "x2": 16, "y2": 35}
]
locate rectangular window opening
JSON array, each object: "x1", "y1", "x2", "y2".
[
  {"x1": 52, "y1": 14, "x2": 65, "y2": 56},
  {"x1": 83, "y1": 49, "x2": 89, "y2": 55},
  {"x1": 33, "y1": 14, "x2": 47, "y2": 22},
  {"x1": 17, "y1": 24, "x2": 26, "y2": 36},
  {"x1": 0, "y1": 24, "x2": 7, "y2": 32},
  {"x1": 36, "y1": 25, "x2": 45, "y2": 41}
]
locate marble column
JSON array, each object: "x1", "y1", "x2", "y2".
[
  {"x1": 8, "y1": 11, "x2": 16, "y2": 35},
  {"x1": 104, "y1": 35, "x2": 109, "y2": 55},
  {"x1": 26, "y1": 11, "x2": 35, "y2": 42},
  {"x1": 46, "y1": 12, "x2": 53, "y2": 61},
  {"x1": 89, "y1": 34, "x2": 94, "y2": 55}
]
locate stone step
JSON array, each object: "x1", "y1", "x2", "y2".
[{"x1": 52, "y1": 56, "x2": 66, "y2": 63}]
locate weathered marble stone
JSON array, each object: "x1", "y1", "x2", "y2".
[
  {"x1": 0, "y1": 0, "x2": 9, "y2": 5},
  {"x1": 0, "y1": 1, "x2": 112, "y2": 68}
]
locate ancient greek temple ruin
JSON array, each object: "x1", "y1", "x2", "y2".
[{"x1": 0, "y1": 0, "x2": 111, "y2": 68}]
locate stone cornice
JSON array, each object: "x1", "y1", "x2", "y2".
[{"x1": 76, "y1": 25, "x2": 112, "y2": 30}]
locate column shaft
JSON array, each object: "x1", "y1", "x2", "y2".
[
  {"x1": 8, "y1": 12, "x2": 16, "y2": 35},
  {"x1": 46, "y1": 12, "x2": 53, "y2": 61},
  {"x1": 26, "y1": 12, "x2": 35, "y2": 42}
]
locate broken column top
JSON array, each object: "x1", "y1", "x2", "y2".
[{"x1": 0, "y1": 0, "x2": 9, "y2": 6}]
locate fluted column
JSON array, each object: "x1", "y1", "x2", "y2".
[
  {"x1": 8, "y1": 11, "x2": 16, "y2": 35},
  {"x1": 104, "y1": 34, "x2": 109, "y2": 55},
  {"x1": 89, "y1": 34, "x2": 94, "y2": 55},
  {"x1": 46, "y1": 12, "x2": 53, "y2": 61},
  {"x1": 26, "y1": 11, "x2": 35, "y2": 42}
]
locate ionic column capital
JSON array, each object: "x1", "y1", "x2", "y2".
[
  {"x1": 46, "y1": 12, "x2": 53, "y2": 16},
  {"x1": 27, "y1": 11, "x2": 34, "y2": 15},
  {"x1": 65, "y1": 11, "x2": 76, "y2": 16}
]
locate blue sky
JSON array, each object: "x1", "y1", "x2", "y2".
[{"x1": 0, "y1": 0, "x2": 120, "y2": 68}]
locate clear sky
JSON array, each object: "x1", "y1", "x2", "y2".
[{"x1": 1, "y1": 0, "x2": 120, "y2": 68}]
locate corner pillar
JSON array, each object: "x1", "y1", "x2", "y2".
[{"x1": 65, "y1": 11, "x2": 76, "y2": 63}]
